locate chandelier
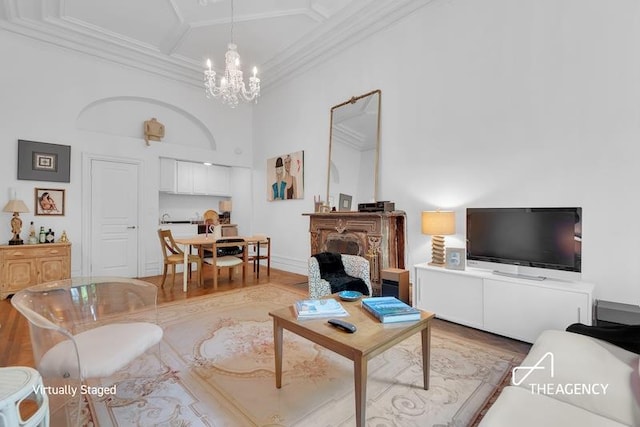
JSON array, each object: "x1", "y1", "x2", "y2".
[{"x1": 203, "y1": 0, "x2": 260, "y2": 108}]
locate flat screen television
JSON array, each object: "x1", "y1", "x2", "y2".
[{"x1": 466, "y1": 207, "x2": 582, "y2": 279}]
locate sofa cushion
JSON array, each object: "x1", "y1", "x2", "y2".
[
  {"x1": 513, "y1": 330, "x2": 640, "y2": 426},
  {"x1": 479, "y1": 386, "x2": 628, "y2": 427},
  {"x1": 39, "y1": 322, "x2": 163, "y2": 379}
]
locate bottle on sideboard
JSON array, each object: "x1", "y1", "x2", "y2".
[
  {"x1": 28, "y1": 222, "x2": 38, "y2": 245},
  {"x1": 46, "y1": 229, "x2": 55, "y2": 244},
  {"x1": 38, "y1": 226, "x2": 46, "y2": 244}
]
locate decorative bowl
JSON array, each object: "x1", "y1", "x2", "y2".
[{"x1": 338, "y1": 290, "x2": 363, "y2": 302}]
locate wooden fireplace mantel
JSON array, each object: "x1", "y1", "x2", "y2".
[{"x1": 303, "y1": 211, "x2": 406, "y2": 291}]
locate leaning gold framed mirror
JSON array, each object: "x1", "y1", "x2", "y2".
[{"x1": 326, "y1": 89, "x2": 381, "y2": 210}]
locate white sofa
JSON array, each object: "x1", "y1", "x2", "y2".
[{"x1": 479, "y1": 329, "x2": 640, "y2": 427}]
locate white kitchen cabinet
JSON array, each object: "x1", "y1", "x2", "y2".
[
  {"x1": 161, "y1": 159, "x2": 231, "y2": 196},
  {"x1": 413, "y1": 263, "x2": 593, "y2": 343},
  {"x1": 192, "y1": 163, "x2": 209, "y2": 195},
  {"x1": 176, "y1": 161, "x2": 194, "y2": 194},
  {"x1": 207, "y1": 164, "x2": 230, "y2": 196},
  {"x1": 159, "y1": 158, "x2": 177, "y2": 192}
]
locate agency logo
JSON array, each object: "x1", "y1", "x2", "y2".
[
  {"x1": 512, "y1": 352, "x2": 609, "y2": 396},
  {"x1": 512, "y1": 351, "x2": 554, "y2": 386}
]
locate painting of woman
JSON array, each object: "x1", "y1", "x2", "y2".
[{"x1": 267, "y1": 151, "x2": 304, "y2": 201}]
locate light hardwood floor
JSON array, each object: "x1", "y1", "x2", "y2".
[{"x1": 0, "y1": 266, "x2": 531, "y2": 368}]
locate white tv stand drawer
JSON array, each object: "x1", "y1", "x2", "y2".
[{"x1": 414, "y1": 264, "x2": 593, "y2": 343}]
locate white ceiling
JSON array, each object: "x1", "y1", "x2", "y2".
[{"x1": 0, "y1": 0, "x2": 429, "y2": 91}]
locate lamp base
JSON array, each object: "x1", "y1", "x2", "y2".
[
  {"x1": 428, "y1": 235, "x2": 446, "y2": 267},
  {"x1": 9, "y1": 238, "x2": 24, "y2": 245}
]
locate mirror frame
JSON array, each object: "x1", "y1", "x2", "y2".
[{"x1": 326, "y1": 89, "x2": 382, "y2": 208}]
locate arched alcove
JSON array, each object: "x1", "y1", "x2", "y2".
[{"x1": 76, "y1": 96, "x2": 216, "y2": 150}]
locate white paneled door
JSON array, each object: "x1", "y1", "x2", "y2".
[{"x1": 90, "y1": 159, "x2": 139, "y2": 277}]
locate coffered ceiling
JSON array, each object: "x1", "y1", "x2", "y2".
[{"x1": 0, "y1": 0, "x2": 429, "y2": 90}]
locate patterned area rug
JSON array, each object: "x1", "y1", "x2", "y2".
[{"x1": 86, "y1": 284, "x2": 523, "y2": 426}]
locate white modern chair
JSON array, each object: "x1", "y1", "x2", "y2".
[{"x1": 11, "y1": 277, "x2": 163, "y2": 426}]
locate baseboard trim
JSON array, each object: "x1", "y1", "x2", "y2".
[{"x1": 268, "y1": 255, "x2": 307, "y2": 276}]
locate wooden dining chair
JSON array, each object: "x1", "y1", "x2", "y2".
[
  {"x1": 158, "y1": 228, "x2": 203, "y2": 288},
  {"x1": 248, "y1": 234, "x2": 271, "y2": 277},
  {"x1": 198, "y1": 221, "x2": 222, "y2": 259},
  {"x1": 202, "y1": 238, "x2": 247, "y2": 290}
]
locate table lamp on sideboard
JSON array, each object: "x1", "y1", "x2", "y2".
[
  {"x1": 421, "y1": 210, "x2": 455, "y2": 267},
  {"x1": 3, "y1": 198, "x2": 30, "y2": 245}
]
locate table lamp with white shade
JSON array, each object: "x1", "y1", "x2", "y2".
[
  {"x1": 3, "y1": 198, "x2": 30, "y2": 245},
  {"x1": 421, "y1": 210, "x2": 456, "y2": 267}
]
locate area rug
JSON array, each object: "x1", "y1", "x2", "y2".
[{"x1": 86, "y1": 284, "x2": 524, "y2": 426}]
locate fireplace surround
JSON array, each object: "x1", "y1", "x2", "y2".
[{"x1": 304, "y1": 211, "x2": 406, "y2": 293}]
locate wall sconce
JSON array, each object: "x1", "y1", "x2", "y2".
[
  {"x1": 421, "y1": 210, "x2": 456, "y2": 267},
  {"x1": 219, "y1": 200, "x2": 232, "y2": 224},
  {"x1": 3, "y1": 198, "x2": 30, "y2": 245}
]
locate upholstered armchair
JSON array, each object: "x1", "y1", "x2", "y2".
[{"x1": 308, "y1": 253, "x2": 372, "y2": 298}]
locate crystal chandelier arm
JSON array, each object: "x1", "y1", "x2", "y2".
[
  {"x1": 240, "y1": 66, "x2": 260, "y2": 102},
  {"x1": 240, "y1": 77, "x2": 260, "y2": 102}
]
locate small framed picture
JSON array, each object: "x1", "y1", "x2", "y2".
[
  {"x1": 445, "y1": 248, "x2": 466, "y2": 270},
  {"x1": 35, "y1": 188, "x2": 65, "y2": 216},
  {"x1": 33, "y1": 152, "x2": 58, "y2": 172},
  {"x1": 338, "y1": 193, "x2": 352, "y2": 211}
]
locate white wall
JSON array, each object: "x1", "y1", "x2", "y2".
[
  {"x1": 0, "y1": 31, "x2": 253, "y2": 276},
  {"x1": 253, "y1": 0, "x2": 640, "y2": 304},
  {"x1": 2, "y1": 0, "x2": 639, "y2": 305}
]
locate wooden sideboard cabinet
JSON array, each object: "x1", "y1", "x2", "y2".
[{"x1": 0, "y1": 243, "x2": 71, "y2": 299}]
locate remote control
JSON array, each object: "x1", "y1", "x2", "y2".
[{"x1": 327, "y1": 318, "x2": 357, "y2": 333}]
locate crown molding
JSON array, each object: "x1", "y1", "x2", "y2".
[
  {"x1": 262, "y1": 0, "x2": 435, "y2": 91},
  {"x1": 0, "y1": 0, "x2": 434, "y2": 92}
]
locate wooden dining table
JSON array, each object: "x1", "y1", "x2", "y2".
[{"x1": 173, "y1": 235, "x2": 267, "y2": 292}]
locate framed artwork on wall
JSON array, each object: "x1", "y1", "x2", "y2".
[
  {"x1": 338, "y1": 193, "x2": 352, "y2": 211},
  {"x1": 445, "y1": 248, "x2": 466, "y2": 270},
  {"x1": 266, "y1": 150, "x2": 304, "y2": 201},
  {"x1": 18, "y1": 140, "x2": 71, "y2": 183},
  {"x1": 35, "y1": 188, "x2": 65, "y2": 216}
]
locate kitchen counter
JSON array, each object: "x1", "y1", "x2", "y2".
[{"x1": 158, "y1": 222, "x2": 238, "y2": 237}]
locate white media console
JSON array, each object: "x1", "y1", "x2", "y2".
[{"x1": 413, "y1": 263, "x2": 594, "y2": 343}]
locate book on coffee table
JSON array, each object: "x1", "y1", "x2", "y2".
[
  {"x1": 361, "y1": 296, "x2": 421, "y2": 323},
  {"x1": 295, "y1": 299, "x2": 349, "y2": 319}
]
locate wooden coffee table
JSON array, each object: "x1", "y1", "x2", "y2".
[{"x1": 269, "y1": 298, "x2": 435, "y2": 427}]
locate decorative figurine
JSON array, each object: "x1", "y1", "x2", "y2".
[
  {"x1": 9, "y1": 213, "x2": 23, "y2": 245},
  {"x1": 144, "y1": 117, "x2": 165, "y2": 146}
]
